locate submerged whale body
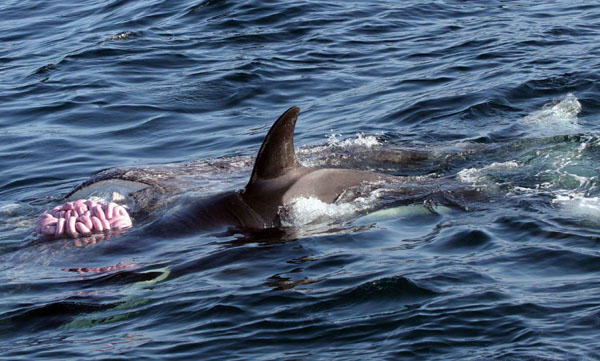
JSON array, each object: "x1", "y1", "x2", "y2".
[{"x1": 68, "y1": 107, "x2": 396, "y2": 232}]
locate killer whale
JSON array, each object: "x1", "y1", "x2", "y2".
[
  {"x1": 150, "y1": 106, "x2": 396, "y2": 231},
  {"x1": 67, "y1": 106, "x2": 397, "y2": 232}
]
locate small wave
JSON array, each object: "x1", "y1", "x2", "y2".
[
  {"x1": 339, "y1": 276, "x2": 438, "y2": 301},
  {"x1": 523, "y1": 93, "x2": 581, "y2": 129}
]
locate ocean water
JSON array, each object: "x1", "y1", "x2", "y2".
[{"x1": 2, "y1": 1, "x2": 600, "y2": 360}]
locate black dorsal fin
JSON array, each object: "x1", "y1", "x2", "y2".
[{"x1": 246, "y1": 106, "x2": 303, "y2": 185}]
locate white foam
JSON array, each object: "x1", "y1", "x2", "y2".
[
  {"x1": 326, "y1": 132, "x2": 381, "y2": 148},
  {"x1": 528, "y1": 135, "x2": 597, "y2": 192},
  {"x1": 552, "y1": 192, "x2": 600, "y2": 219},
  {"x1": 297, "y1": 133, "x2": 382, "y2": 158},
  {"x1": 457, "y1": 161, "x2": 520, "y2": 185},
  {"x1": 105, "y1": 31, "x2": 133, "y2": 41},
  {"x1": 523, "y1": 93, "x2": 581, "y2": 129},
  {"x1": 279, "y1": 189, "x2": 384, "y2": 227}
]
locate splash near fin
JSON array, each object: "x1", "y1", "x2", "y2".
[{"x1": 247, "y1": 106, "x2": 303, "y2": 184}]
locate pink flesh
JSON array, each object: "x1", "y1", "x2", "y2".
[{"x1": 36, "y1": 199, "x2": 132, "y2": 238}]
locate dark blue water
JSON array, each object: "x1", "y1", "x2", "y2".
[{"x1": 2, "y1": 1, "x2": 600, "y2": 359}]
